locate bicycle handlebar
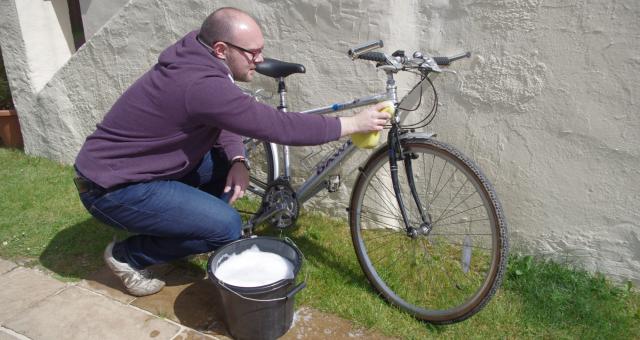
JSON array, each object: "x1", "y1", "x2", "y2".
[{"x1": 353, "y1": 46, "x2": 471, "y2": 68}]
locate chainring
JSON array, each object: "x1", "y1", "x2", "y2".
[{"x1": 260, "y1": 177, "x2": 299, "y2": 229}]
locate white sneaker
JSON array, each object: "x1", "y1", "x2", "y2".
[{"x1": 103, "y1": 241, "x2": 165, "y2": 296}]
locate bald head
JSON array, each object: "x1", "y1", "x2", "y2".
[{"x1": 199, "y1": 7, "x2": 259, "y2": 45}]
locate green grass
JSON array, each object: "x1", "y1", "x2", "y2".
[{"x1": 1, "y1": 148, "x2": 639, "y2": 339}]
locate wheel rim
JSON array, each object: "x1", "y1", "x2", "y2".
[
  {"x1": 352, "y1": 141, "x2": 503, "y2": 321},
  {"x1": 244, "y1": 139, "x2": 275, "y2": 198}
]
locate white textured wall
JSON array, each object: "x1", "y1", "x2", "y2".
[
  {"x1": 0, "y1": 0, "x2": 638, "y2": 283},
  {"x1": 79, "y1": 0, "x2": 129, "y2": 40},
  {"x1": 13, "y1": 0, "x2": 75, "y2": 92}
]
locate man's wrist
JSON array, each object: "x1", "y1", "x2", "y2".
[
  {"x1": 230, "y1": 157, "x2": 251, "y2": 170},
  {"x1": 339, "y1": 116, "x2": 355, "y2": 137}
]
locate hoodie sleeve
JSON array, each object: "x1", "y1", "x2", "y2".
[
  {"x1": 215, "y1": 129, "x2": 245, "y2": 160},
  {"x1": 184, "y1": 75, "x2": 341, "y2": 145}
]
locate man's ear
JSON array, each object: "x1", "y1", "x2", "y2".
[{"x1": 212, "y1": 42, "x2": 227, "y2": 59}]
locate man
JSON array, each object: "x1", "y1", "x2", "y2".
[{"x1": 74, "y1": 7, "x2": 389, "y2": 296}]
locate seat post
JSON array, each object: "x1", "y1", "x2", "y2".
[
  {"x1": 277, "y1": 77, "x2": 287, "y2": 111},
  {"x1": 276, "y1": 76, "x2": 291, "y2": 178}
]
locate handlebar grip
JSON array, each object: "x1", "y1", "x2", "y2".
[
  {"x1": 432, "y1": 57, "x2": 451, "y2": 65},
  {"x1": 358, "y1": 52, "x2": 387, "y2": 63},
  {"x1": 433, "y1": 52, "x2": 471, "y2": 65},
  {"x1": 348, "y1": 40, "x2": 384, "y2": 59}
]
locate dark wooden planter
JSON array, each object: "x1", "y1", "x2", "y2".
[{"x1": 0, "y1": 109, "x2": 23, "y2": 148}]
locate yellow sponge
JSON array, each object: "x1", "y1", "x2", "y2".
[{"x1": 352, "y1": 102, "x2": 394, "y2": 149}]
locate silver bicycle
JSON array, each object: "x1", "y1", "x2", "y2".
[{"x1": 240, "y1": 41, "x2": 508, "y2": 324}]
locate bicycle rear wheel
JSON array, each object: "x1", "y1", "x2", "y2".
[
  {"x1": 243, "y1": 138, "x2": 276, "y2": 198},
  {"x1": 349, "y1": 137, "x2": 508, "y2": 324}
]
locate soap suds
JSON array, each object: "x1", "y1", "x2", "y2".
[{"x1": 214, "y1": 245, "x2": 295, "y2": 287}]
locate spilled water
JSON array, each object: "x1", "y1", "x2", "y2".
[{"x1": 214, "y1": 245, "x2": 295, "y2": 287}]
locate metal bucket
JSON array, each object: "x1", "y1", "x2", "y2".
[{"x1": 207, "y1": 237, "x2": 305, "y2": 340}]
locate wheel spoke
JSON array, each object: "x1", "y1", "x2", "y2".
[
  {"x1": 360, "y1": 212, "x2": 403, "y2": 231},
  {"x1": 435, "y1": 203, "x2": 485, "y2": 225},
  {"x1": 367, "y1": 171, "x2": 404, "y2": 222},
  {"x1": 244, "y1": 139, "x2": 274, "y2": 200},
  {"x1": 432, "y1": 217, "x2": 490, "y2": 227},
  {"x1": 432, "y1": 177, "x2": 470, "y2": 223}
]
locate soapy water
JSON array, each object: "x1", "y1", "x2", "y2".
[{"x1": 214, "y1": 244, "x2": 295, "y2": 287}]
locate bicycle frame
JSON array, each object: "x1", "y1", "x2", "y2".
[
  {"x1": 291, "y1": 69, "x2": 409, "y2": 192},
  {"x1": 243, "y1": 46, "x2": 464, "y2": 233},
  {"x1": 243, "y1": 72, "x2": 401, "y2": 229}
]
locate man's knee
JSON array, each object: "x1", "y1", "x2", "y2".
[
  {"x1": 223, "y1": 210, "x2": 242, "y2": 241},
  {"x1": 208, "y1": 208, "x2": 242, "y2": 246}
]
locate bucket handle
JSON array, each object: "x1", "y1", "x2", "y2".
[{"x1": 218, "y1": 281, "x2": 307, "y2": 303}]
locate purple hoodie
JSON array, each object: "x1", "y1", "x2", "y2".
[{"x1": 75, "y1": 31, "x2": 341, "y2": 189}]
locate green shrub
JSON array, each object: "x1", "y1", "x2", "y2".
[{"x1": 0, "y1": 46, "x2": 15, "y2": 110}]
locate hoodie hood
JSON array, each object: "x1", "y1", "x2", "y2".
[{"x1": 157, "y1": 30, "x2": 231, "y2": 77}]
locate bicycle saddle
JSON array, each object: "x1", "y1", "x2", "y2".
[{"x1": 256, "y1": 58, "x2": 305, "y2": 78}]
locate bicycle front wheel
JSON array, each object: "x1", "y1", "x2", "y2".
[
  {"x1": 349, "y1": 137, "x2": 508, "y2": 324},
  {"x1": 243, "y1": 138, "x2": 276, "y2": 198}
]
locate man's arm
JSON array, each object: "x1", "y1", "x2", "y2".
[{"x1": 216, "y1": 129, "x2": 245, "y2": 161}]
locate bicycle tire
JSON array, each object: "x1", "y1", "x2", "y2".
[
  {"x1": 349, "y1": 137, "x2": 508, "y2": 324},
  {"x1": 243, "y1": 138, "x2": 276, "y2": 198}
]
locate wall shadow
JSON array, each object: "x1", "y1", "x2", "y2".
[
  {"x1": 39, "y1": 216, "x2": 208, "y2": 285},
  {"x1": 39, "y1": 216, "x2": 125, "y2": 280},
  {"x1": 173, "y1": 278, "x2": 230, "y2": 337}
]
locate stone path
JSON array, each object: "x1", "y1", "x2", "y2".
[{"x1": 0, "y1": 258, "x2": 395, "y2": 340}]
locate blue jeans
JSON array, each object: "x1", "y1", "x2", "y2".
[{"x1": 78, "y1": 149, "x2": 242, "y2": 269}]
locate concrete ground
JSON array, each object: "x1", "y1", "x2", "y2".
[{"x1": 0, "y1": 258, "x2": 394, "y2": 340}]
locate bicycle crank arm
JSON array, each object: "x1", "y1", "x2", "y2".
[{"x1": 243, "y1": 205, "x2": 283, "y2": 232}]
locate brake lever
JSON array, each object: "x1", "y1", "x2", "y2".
[
  {"x1": 378, "y1": 55, "x2": 404, "y2": 72},
  {"x1": 420, "y1": 57, "x2": 442, "y2": 73}
]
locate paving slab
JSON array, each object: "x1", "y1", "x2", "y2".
[
  {"x1": 283, "y1": 307, "x2": 396, "y2": 340},
  {"x1": 0, "y1": 259, "x2": 16, "y2": 275},
  {"x1": 4, "y1": 286, "x2": 180, "y2": 340},
  {"x1": 0, "y1": 333, "x2": 19, "y2": 340},
  {"x1": 79, "y1": 263, "x2": 182, "y2": 304},
  {"x1": 78, "y1": 266, "x2": 137, "y2": 304},
  {"x1": 0, "y1": 327, "x2": 23, "y2": 340},
  {"x1": 0, "y1": 267, "x2": 66, "y2": 323},
  {"x1": 132, "y1": 267, "x2": 231, "y2": 339},
  {"x1": 172, "y1": 328, "x2": 219, "y2": 340}
]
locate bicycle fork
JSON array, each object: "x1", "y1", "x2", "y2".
[{"x1": 388, "y1": 128, "x2": 433, "y2": 238}]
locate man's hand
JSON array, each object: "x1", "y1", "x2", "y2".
[
  {"x1": 339, "y1": 102, "x2": 391, "y2": 137},
  {"x1": 224, "y1": 160, "x2": 250, "y2": 204}
]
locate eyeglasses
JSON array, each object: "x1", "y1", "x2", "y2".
[{"x1": 218, "y1": 41, "x2": 263, "y2": 62}]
